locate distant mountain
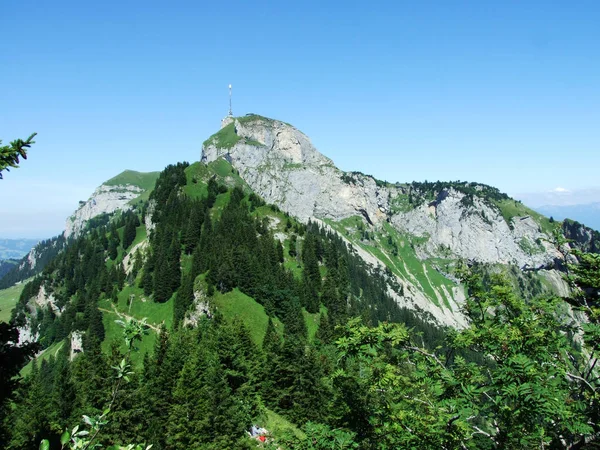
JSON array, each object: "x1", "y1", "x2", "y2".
[
  {"x1": 536, "y1": 203, "x2": 600, "y2": 232},
  {"x1": 0, "y1": 238, "x2": 40, "y2": 259}
]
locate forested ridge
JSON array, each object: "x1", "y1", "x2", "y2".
[{"x1": 2, "y1": 161, "x2": 600, "y2": 449}]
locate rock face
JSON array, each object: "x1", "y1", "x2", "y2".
[
  {"x1": 65, "y1": 184, "x2": 144, "y2": 237},
  {"x1": 183, "y1": 289, "x2": 211, "y2": 327},
  {"x1": 201, "y1": 115, "x2": 568, "y2": 327},
  {"x1": 563, "y1": 219, "x2": 600, "y2": 254},
  {"x1": 33, "y1": 285, "x2": 61, "y2": 316},
  {"x1": 202, "y1": 116, "x2": 389, "y2": 225},
  {"x1": 201, "y1": 115, "x2": 560, "y2": 270},
  {"x1": 315, "y1": 219, "x2": 468, "y2": 328},
  {"x1": 390, "y1": 189, "x2": 560, "y2": 268},
  {"x1": 70, "y1": 331, "x2": 84, "y2": 361}
]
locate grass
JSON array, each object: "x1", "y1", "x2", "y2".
[
  {"x1": 237, "y1": 114, "x2": 275, "y2": 125},
  {"x1": 211, "y1": 288, "x2": 283, "y2": 347},
  {"x1": 98, "y1": 284, "x2": 173, "y2": 367},
  {"x1": 183, "y1": 160, "x2": 248, "y2": 199},
  {"x1": 380, "y1": 224, "x2": 456, "y2": 309},
  {"x1": 102, "y1": 284, "x2": 174, "y2": 329},
  {"x1": 325, "y1": 216, "x2": 456, "y2": 310},
  {"x1": 0, "y1": 282, "x2": 24, "y2": 322},
  {"x1": 202, "y1": 122, "x2": 241, "y2": 149},
  {"x1": 210, "y1": 158, "x2": 234, "y2": 177},
  {"x1": 303, "y1": 306, "x2": 325, "y2": 342},
  {"x1": 101, "y1": 308, "x2": 157, "y2": 367},
  {"x1": 211, "y1": 191, "x2": 231, "y2": 220},
  {"x1": 283, "y1": 250, "x2": 303, "y2": 279},
  {"x1": 129, "y1": 225, "x2": 147, "y2": 251},
  {"x1": 237, "y1": 114, "x2": 293, "y2": 127},
  {"x1": 258, "y1": 408, "x2": 305, "y2": 440},
  {"x1": 128, "y1": 188, "x2": 152, "y2": 206},
  {"x1": 21, "y1": 339, "x2": 66, "y2": 377},
  {"x1": 493, "y1": 199, "x2": 554, "y2": 234},
  {"x1": 390, "y1": 192, "x2": 413, "y2": 213},
  {"x1": 103, "y1": 170, "x2": 160, "y2": 191}
]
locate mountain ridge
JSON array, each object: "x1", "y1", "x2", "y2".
[
  {"x1": 200, "y1": 114, "x2": 572, "y2": 326},
  {"x1": 2, "y1": 114, "x2": 583, "y2": 330}
]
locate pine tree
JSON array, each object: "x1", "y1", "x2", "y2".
[
  {"x1": 87, "y1": 304, "x2": 105, "y2": 343},
  {"x1": 108, "y1": 230, "x2": 119, "y2": 260},
  {"x1": 174, "y1": 273, "x2": 194, "y2": 328},
  {"x1": 8, "y1": 361, "x2": 53, "y2": 449},
  {"x1": 183, "y1": 201, "x2": 204, "y2": 255},
  {"x1": 289, "y1": 234, "x2": 297, "y2": 257},
  {"x1": 122, "y1": 215, "x2": 138, "y2": 250}
]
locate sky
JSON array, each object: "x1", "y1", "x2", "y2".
[{"x1": 1, "y1": 1, "x2": 599, "y2": 238}]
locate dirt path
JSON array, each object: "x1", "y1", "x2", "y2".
[{"x1": 99, "y1": 303, "x2": 161, "y2": 333}]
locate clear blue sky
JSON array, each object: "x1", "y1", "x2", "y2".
[{"x1": 1, "y1": 0, "x2": 599, "y2": 238}]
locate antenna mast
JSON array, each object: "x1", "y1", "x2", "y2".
[{"x1": 228, "y1": 84, "x2": 233, "y2": 116}]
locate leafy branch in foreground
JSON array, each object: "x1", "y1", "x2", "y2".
[
  {"x1": 40, "y1": 318, "x2": 151, "y2": 450},
  {"x1": 330, "y1": 266, "x2": 599, "y2": 449},
  {"x1": 0, "y1": 133, "x2": 37, "y2": 179}
]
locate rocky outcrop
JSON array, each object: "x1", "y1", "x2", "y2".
[
  {"x1": 316, "y1": 219, "x2": 467, "y2": 328},
  {"x1": 122, "y1": 240, "x2": 148, "y2": 275},
  {"x1": 17, "y1": 317, "x2": 38, "y2": 345},
  {"x1": 390, "y1": 189, "x2": 561, "y2": 268},
  {"x1": 65, "y1": 184, "x2": 144, "y2": 237},
  {"x1": 183, "y1": 289, "x2": 212, "y2": 327},
  {"x1": 200, "y1": 115, "x2": 569, "y2": 327},
  {"x1": 70, "y1": 331, "x2": 84, "y2": 361},
  {"x1": 563, "y1": 219, "x2": 600, "y2": 254},
  {"x1": 202, "y1": 116, "x2": 389, "y2": 225},
  {"x1": 33, "y1": 285, "x2": 61, "y2": 316},
  {"x1": 201, "y1": 116, "x2": 559, "y2": 270}
]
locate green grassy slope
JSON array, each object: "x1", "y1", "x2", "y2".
[
  {"x1": 493, "y1": 198, "x2": 554, "y2": 234},
  {"x1": 202, "y1": 122, "x2": 241, "y2": 149},
  {"x1": 184, "y1": 160, "x2": 248, "y2": 199},
  {"x1": 0, "y1": 283, "x2": 24, "y2": 322},
  {"x1": 21, "y1": 339, "x2": 66, "y2": 376},
  {"x1": 325, "y1": 216, "x2": 457, "y2": 310},
  {"x1": 211, "y1": 289, "x2": 284, "y2": 347},
  {"x1": 104, "y1": 170, "x2": 160, "y2": 191}
]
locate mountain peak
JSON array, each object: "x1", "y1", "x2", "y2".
[{"x1": 202, "y1": 114, "x2": 334, "y2": 168}]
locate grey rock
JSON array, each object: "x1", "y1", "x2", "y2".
[
  {"x1": 65, "y1": 184, "x2": 144, "y2": 238},
  {"x1": 201, "y1": 115, "x2": 568, "y2": 327}
]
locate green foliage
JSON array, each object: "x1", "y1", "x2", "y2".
[
  {"x1": 0, "y1": 234, "x2": 66, "y2": 290},
  {"x1": 494, "y1": 198, "x2": 554, "y2": 234},
  {"x1": 0, "y1": 322, "x2": 39, "y2": 442},
  {"x1": 274, "y1": 422, "x2": 358, "y2": 449},
  {"x1": 211, "y1": 288, "x2": 281, "y2": 347},
  {"x1": 0, "y1": 133, "x2": 36, "y2": 179},
  {"x1": 409, "y1": 179, "x2": 509, "y2": 205},
  {"x1": 9, "y1": 157, "x2": 600, "y2": 449}
]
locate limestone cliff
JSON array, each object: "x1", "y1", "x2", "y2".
[
  {"x1": 64, "y1": 170, "x2": 159, "y2": 237},
  {"x1": 202, "y1": 115, "x2": 389, "y2": 225},
  {"x1": 201, "y1": 114, "x2": 569, "y2": 327}
]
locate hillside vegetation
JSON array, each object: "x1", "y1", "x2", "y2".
[{"x1": 3, "y1": 159, "x2": 600, "y2": 450}]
